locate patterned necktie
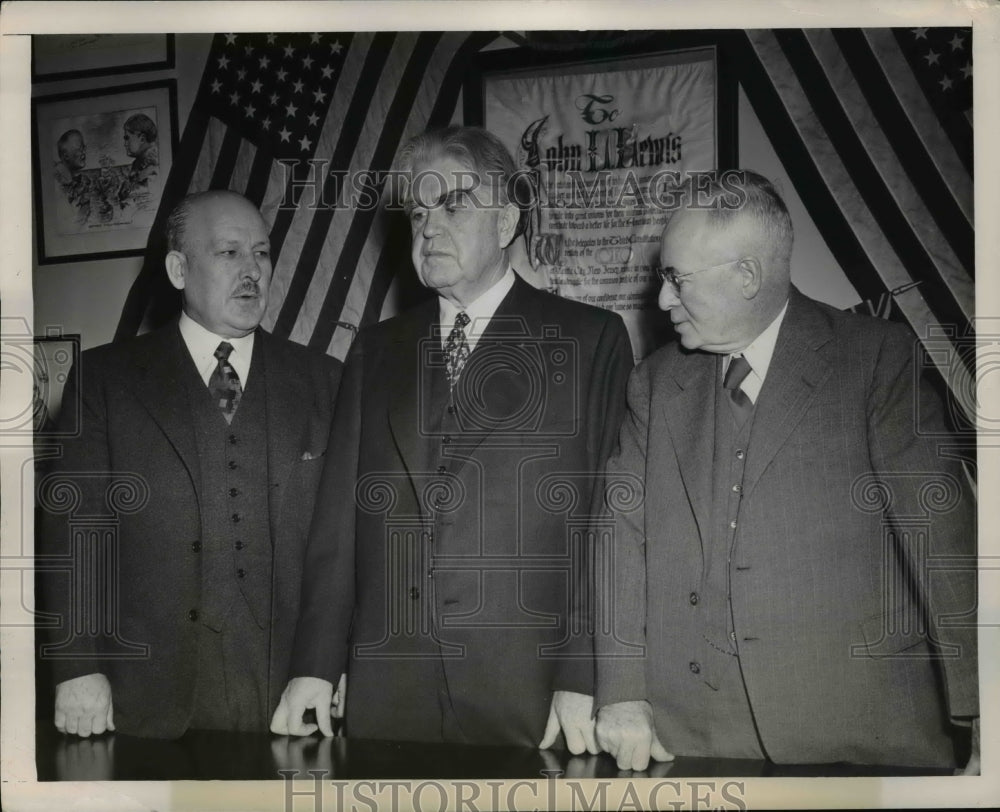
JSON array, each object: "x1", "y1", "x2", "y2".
[
  {"x1": 208, "y1": 341, "x2": 243, "y2": 424},
  {"x1": 445, "y1": 312, "x2": 471, "y2": 389},
  {"x1": 723, "y1": 354, "x2": 754, "y2": 427}
]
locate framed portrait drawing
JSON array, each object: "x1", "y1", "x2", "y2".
[
  {"x1": 465, "y1": 32, "x2": 737, "y2": 359},
  {"x1": 32, "y1": 334, "x2": 80, "y2": 435},
  {"x1": 32, "y1": 79, "x2": 177, "y2": 264},
  {"x1": 32, "y1": 34, "x2": 175, "y2": 82}
]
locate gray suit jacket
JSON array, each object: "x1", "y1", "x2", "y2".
[
  {"x1": 596, "y1": 288, "x2": 977, "y2": 766},
  {"x1": 39, "y1": 323, "x2": 341, "y2": 738}
]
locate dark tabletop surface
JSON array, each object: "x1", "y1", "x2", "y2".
[{"x1": 36, "y1": 726, "x2": 953, "y2": 782}]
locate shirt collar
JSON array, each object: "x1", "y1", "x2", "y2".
[
  {"x1": 438, "y1": 266, "x2": 516, "y2": 351},
  {"x1": 724, "y1": 300, "x2": 789, "y2": 403},
  {"x1": 178, "y1": 311, "x2": 255, "y2": 387}
]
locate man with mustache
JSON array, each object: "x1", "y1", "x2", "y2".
[
  {"x1": 271, "y1": 126, "x2": 633, "y2": 750},
  {"x1": 39, "y1": 190, "x2": 341, "y2": 738}
]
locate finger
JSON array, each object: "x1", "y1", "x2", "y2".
[
  {"x1": 64, "y1": 713, "x2": 79, "y2": 736},
  {"x1": 288, "y1": 719, "x2": 319, "y2": 737},
  {"x1": 630, "y1": 740, "x2": 651, "y2": 772},
  {"x1": 538, "y1": 705, "x2": 559, "y2": 749},
  {"x1": 91, "y1": 711, "x2": 107, "y2": 737},
  {"x1": 616, "y1": 740, "x2": 635, "y2": 771},
  {"x1": 563, "y1": 725, "x2": 586, "y2": 755},
  {"x1": 582, "y1": 722, "x2": 600, "y2": 756},
  {"x1": 54, "y1": 709, "x2": 67, "y2": 734},
  {"x1": 269, "y1": 698, "x2": 290, "y2": 735},
  {"x1": 78, "y1": 714, "x2": 94, "y2": 738},
  {"x1": 106, "y1": 701, "x2": 115, "y2": 732},
  {"x1": 316, "y1": 703, "x2": 334, "y2": 738},
  {"x1": 650, "y1": 735, "x2": 674, "y2": 763}
]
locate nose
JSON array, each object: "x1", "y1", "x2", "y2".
[
  {"x1": 658, "y1": 280, "x2": 681, "y2": 310},
  {"x1": 422, "y1": 206, "x2": 444, "y2": 237}
]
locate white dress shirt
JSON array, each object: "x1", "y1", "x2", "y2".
[
  {"x1": 178, "y1": 311, "x2": 255, "y2": 388},
  {"x1": 723, "y1": 300, "x2": 789, "y2": 405},
  {"x1": 437, "y1": 266, "x2": 516, "y2": 352}
]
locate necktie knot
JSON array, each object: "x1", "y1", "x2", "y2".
[
  {"x1": 454, "y1": 312, "x2": 470, "y2": 330},
  {"x1": 214, "y1": 341, "x2": 235, "y2": 363},
  {"x1": 724, "y1": 354, "x2": 752, "y2": 391}
]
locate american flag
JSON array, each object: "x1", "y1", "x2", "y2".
[
  {"x1": 728, "y1": 27, "x2": 974, "y2": 428},
  {"x1": 115, "y1": 31, "x2": 497, "y2": 360}
]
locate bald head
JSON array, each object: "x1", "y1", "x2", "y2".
[{"x1": 164, "y1": 191, "x2": 272, "y2": 338}]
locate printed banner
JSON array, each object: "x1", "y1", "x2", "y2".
[{"x1": 485, "y1": 49, "x2": 717, "y2": 358}]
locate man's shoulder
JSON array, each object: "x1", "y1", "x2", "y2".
[
  {"x1": 516, "y1": 276, "x2": 624, "y2": 329},
  {"x1": 79, "y1": 326, "x2": 176, "y2": 369},
  {"x1": 258, "y1": 329, "x2": 340, "y2": 373},
  {"x1": 792, "y1": 290, "x2": 915, "y2": 354}
]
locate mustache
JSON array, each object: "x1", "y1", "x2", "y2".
[{"x1": 233, "y1": 281, "x2": 261, "y2": 296}]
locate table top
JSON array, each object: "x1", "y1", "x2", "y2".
[{"x1": 35, "y1": 726, "x2": 953, "y2": 782}]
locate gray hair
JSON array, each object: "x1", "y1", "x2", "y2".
[
  {"x1": 702, "y1": 170, "x2": 793, "y2": 268},
  {"x1": 397, "y1": 125, "x2": 532, "y2": 234}
]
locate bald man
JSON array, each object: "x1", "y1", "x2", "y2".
[{"x1": 39, "y1": 191, "x2": 341, "y2": 739}]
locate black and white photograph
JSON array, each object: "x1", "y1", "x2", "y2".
[{"x1": 1, "y1": 2, "x2": 997, "y2": 811}]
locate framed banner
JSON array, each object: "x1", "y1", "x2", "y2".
[
  {"x1": 32, "y1": 34, "x2": 175, "y2": 82},
  {"x1": 32, "y1": 79, "x2": 177, "y2": 265},
  {"x1": 470, "y1": 35, "x2": 736, "y2": 359}
]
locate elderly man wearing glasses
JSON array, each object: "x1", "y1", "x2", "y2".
[{"x1": 594, "y1": 170, "x2": 978, "y2": 773}]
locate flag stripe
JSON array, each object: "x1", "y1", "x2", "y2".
[
  {"x1": 744, "y1": 29, "x2": 974, "y2": 390},
  {"x1": 229, "y1": 136, "x2": 258, "y2": 197},
  {"x1": 806, "y1": 30, "x2": 974, "y2": 318},
  {"x1": 865, "y1": 29, "x2": 972, "y2": 222},
  {"x1": 891, "y1": 29, "x2": 973, "y2": 176},
  {"x1": 287, "y1": 34, "x2": 423, "y2": 346},
  {"x1": 272, "y1": 32, "x2": 397, "y2": 338},
  {"x1": 307, "y1": 32, "x2": 443, "y2": 351},
  {"x1": 263, "y1": 33, "x2": 367, "y2": 315},
  {"x1": 243, "y1": 146, "x2": 274, "y2": 208},
  {"x1": 208, "y1": 126, "x2": 243, "y2": 189},
  {"x1": 726, "y1": 31, "x2": 886, "y2": 304},
  {"x1": 773, "y1": 29, "x2": 969, "y2": 338},
  {"x1": 833, "y1": 29, "x2": 974, "y2": 273}
]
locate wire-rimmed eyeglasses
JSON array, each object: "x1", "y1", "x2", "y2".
[{"x1": 655, "y1": 258, "x2": 744, "y2": 293}]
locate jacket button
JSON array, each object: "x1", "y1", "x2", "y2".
[
  {"x1": 229, "y1": 487, "x2": 239, "y2": 497},
  {"x1": 730, "y1": 631, "x2": 737, "y2": 642},
  {"x1": 232, "y1": 513, "x2": 241, "y2": 523},
  {"x1": 437, "y1": 465, "x2": 447, "y2": 475},
  {"x1": 235, "y1": 540, "x2": 245, "y2": 550},
  {"x1": 188, "y1": 609, "x2": 199, "y2": 622},
  {"x1": 689, "y1": 592, "x2": 698, "y2": 605},
  {"x1": 732, "y1": 483, "x2": 742, "y2": 493},
  {"x1": 409, "y1": 587, "x2": 420, "y2": 600},
  {"x1": 689, "y1": 661, "x2": 700, "y2": 674},
  {"x1": 237, "y1": 568, "x2": 246, "y2": 579},
  {"x1": 729, "y1": 520, "x2": 737, "y2": 529},
  {"x1": 228, "y1": 460, "x2": 238, "y2": 470},
  {"x1": 191, "y1": 541, "x2": 202, "y2": 552},
  {"x1": 229, "y1": 435, "x2": 238, "y2": 445},
  {"x1": 443, "y1": 436, "x2": 452, "y2": 444},
  {"x1": 447, "y1": 405, "x2": 456, "y2": 415},
  {"x1": 735, "y1": 449, "x2": 744, "y2": 460}
]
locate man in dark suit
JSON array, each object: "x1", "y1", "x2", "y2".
[
  {"x1": 595, "y1": 171, "x2": 978, "y2": 770},
  {"x1": 271, "y1": 126, "x2": 633, "y2": 750},
  {"x1": 39, "y1": 190, "x2": 341, "y2": 739}
]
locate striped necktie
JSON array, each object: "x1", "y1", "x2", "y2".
[
  {"x1": 445, "y1": 312, "x2": 471, "y2": 389},
  {"x1": 723, "y1": 354, "x2": 753, "y2": 427},
  {"x1": 208, "y1": 341, "x2": 243, "y2": 423}
]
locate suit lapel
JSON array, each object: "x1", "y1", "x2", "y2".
[
  {"x1": 388, "y1": 299, "x2": 440, "y2": 493},
  {"x1": 661, "y1": 349, "x2": 717, "y2": 546},
  {"x1": 743, "y1": 290, "x2": 834, "y2": 498},
  {"x1": 129, "y1": 325, "x2": 202, "y2": 492},
  {"x1": 259, "y1": 331, "x2": 311, "y2": 537}
]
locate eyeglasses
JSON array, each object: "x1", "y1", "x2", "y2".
[{"x1": 656, "y1": 258, "x2": 744, "y2": 293}]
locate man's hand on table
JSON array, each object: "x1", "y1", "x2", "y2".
[
  {"x1": 596, "y1": 699, "x2": 673, "y2": 771},
  {"x1": 55, "y1": 674, "x2": 114, "y2": 737}
]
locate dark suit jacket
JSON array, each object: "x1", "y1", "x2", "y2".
[
  {"x1": 596, "y1": 288, "x2": 977, "y2": 767},
  {"x1": 292, "y1": 274, "x2": 633, "y2": 745},
  {"x1": 39, "y1": 324, "x2": 341, "y2": 738}
]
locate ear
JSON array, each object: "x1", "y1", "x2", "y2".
[
  {"x1": 737, "y1": 257, "x2": 763, "y2": 299},
  {"x1": 165, "y1": 250, "x2": 187, "y2": 291},
  {"x1": 496, "y1": 202, "x2": 520, "y2": 250}
]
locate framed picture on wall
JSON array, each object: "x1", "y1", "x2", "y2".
[
  {"x1": 32, "y1": 79, "x2": 177, "y2": 265},
  {"x1": 465, "y1": 32, "x2": 737, "y2": 360},
  {"x1": 32, "y1": 34, "x2": 175, "y2": 82}
]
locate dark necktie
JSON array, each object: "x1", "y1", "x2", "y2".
[
  {"x1": 445, "y1": 312, "x2": 471, "y2": 389},
  {"x1": 723, "y1": 354, "x2": 754, "y2": 427},
  {"x1": 208, "y1": 341, "x2": 243, "y2": 424}
]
